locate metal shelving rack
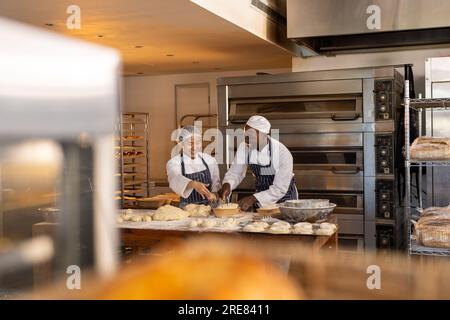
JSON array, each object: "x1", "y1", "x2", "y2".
[
  {"x1": 404, "y1": 81, "x2": 450, "y2": 256},
  {"x1": 116, "y1": 112, "x2": 150, "y2": 208}
]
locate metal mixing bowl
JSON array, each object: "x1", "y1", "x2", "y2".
[
  {"x1": 284, "y1": 199, "x2": 330, "y2": 208},
  {"x1": 278, "y1": 203, "x2": 336, "y2": 223}
]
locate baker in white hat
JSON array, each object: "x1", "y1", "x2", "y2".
[
  {"x1": 166, "y1": 125, "x2": 219, "y2": 207},
  {"x1": 218, "y1": 115, "x2": 298, "y2": 211}
]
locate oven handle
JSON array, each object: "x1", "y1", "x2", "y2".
[
  {"x1": 331, "y1": 167, "x2": 361, "y2": 174},
  {"x1": 331, "y1": 113, "x2": 361, "y2": 121}
]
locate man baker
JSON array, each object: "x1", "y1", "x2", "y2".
[{"x1": 218, "y1": 115, "x2": 298, "y2": 211}]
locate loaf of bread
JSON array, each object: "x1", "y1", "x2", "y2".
[
  {"x1": 418, "y1": 205, "x2": 450, "y2": 218},
  {"x1": 410, "y1": 137, "x2": 450, "y2": 160},
  {"x1": 415, "y1": 206, "x2": 450, "y2": 248}
]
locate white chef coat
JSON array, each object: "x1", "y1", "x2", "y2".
[
  {"x1": 166, "y1": 152, "x2": 221, "y2": 198},
  {"x1": 222, "y1": 137, "x2": 295, "y2": 207}
]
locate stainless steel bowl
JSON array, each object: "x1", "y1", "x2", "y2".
[
  {"x1": 284, "y1": 199, "x2": 330, "y2": 208},
  {"x1": 278, "y1": 203, "x2": 336, "y2": 223}
]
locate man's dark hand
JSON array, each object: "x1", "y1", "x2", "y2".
[
  {"x1": 239, "y1": 195, "x2": 258, "y2": 212},
  {"x1": 218, "y1": 183, "x2": 231, "y2": 200}
]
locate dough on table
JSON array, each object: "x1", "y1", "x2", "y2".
[
  {"x1": 315, "y1": 228, "x2": 335, "y2": 236},
  {"x1": 243, "y1": 221, "x2": 269, "y2": 233},
  {"x1": 269, "y1": 221, "x2": 291, "y2": 234},
  {"x1": 152, "y1": 205, "x2": 190, "y2": 221},
  {"x1": 221, "y1": 218, "x2": 239, "y2": 229},
  {"x1": 184, "y1": 204, "x2": 211, "y2": 217},
  {"x1": 131, "y1": 215, "x2": 143, "y2": 222},
  {"x1": 315, "y1": 222, "x2": 337, "y2": 235},
  {"x1": 201, "y1": 219, "x2": 217, "y2": 228},
  {"x1": 293, "y1": 222, "x2": 313, "y2": 235},
  {"x1": 143, "y1": 215, "x2": 152, "y2": 222},
  {"x1": 320, "y1": 222, "x2": 336, "y2": 231},
  {"x1": 120, "y1": 211, "x2": 132, "y2": 221},
  {"x1": 189, "y1": 218, "x2": 204, "y2": 228},
  {"x1": 116, "y1": 216, "x2": 124, "y2": 223}
]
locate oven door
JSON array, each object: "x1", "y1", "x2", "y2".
[
  {"x1": 229, "y1": 95, "x2": 363, "y2": 124},
  {"x1": 293, "y1": 147, "x2": 364, "y2": 192}
]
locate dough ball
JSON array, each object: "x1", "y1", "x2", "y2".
[
  {"x1": 293, "y1": 222, "x2": 313, "y2": 235},
  {"x1": 243, "y1": 221, "x2": 269, "y2": 233},
  {"x1": 153, "y1": 205, "x2": 190, "y2": 221},
  {"x1": 143, "y1": 215, "x2": 152, "y2": 222},
  {"x1": 185, "y1": 204, "x2": 211, "y2": 217},
  {"x1": 201, "y1": 219, "x2": 217, "y2": 228},
  {"x1": 269, "y1": 221, "x2": 291, "y2": 234},
  {"x1": 120, "y1": 213, "x2": 132, "y2": 221},
  {"x1": 315, "y1": 229, "x2": 334, "y2": 236},
  {"x1": 184, "y1": 204, "x2": 197, "y2": 213},
  {"x1": 131, "y1": 215, "x2": 143, "y2": 222},
  {"x1": 315, "y1": 223, "x2": 336, "y2": 236},
  {"x1": 320, "y1": 222, "x2": 336, "y2": 231},
  {"x1": 189, "y1": 219, "x2": 203, "y2": 228},
  {"x1": 222, "y1": 218, "x2": 238, "y2": 229}
]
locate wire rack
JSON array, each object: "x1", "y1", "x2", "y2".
[
  {"x1": 116, "y1": 112, "x2": 150, "y2": 208},
  {"x1": 404, "y1": 82, "x2": 450, "y2": 256}
]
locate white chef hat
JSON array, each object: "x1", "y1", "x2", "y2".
[
  {"x1": 246, "y1": 115, "x2": 271, "y2": 134},
  {"x1": 178, "y1": 125, "x2": 201, "y2": 142}
]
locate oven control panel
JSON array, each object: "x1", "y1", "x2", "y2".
[
  {"x1": 375, "y1": 134, "x2": 394, "y2": 175},
  {"x1": 374, "y1": 80, "x2": 393, "y2": 120},
  {"x1": 376, "y1": 180, "x2": 394, "y2": 219},
  {"x1": 376, "y1": 226, "x2": 394, "y2": 249}
]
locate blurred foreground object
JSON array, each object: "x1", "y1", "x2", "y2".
[
  {"x1": 0, "y1": 15, "x2": 121, "y2": 292},
  {"x1": 29, "y1": 236, "x2": 450, "y2": 299},
  {"x1": 96, "y1": 238, "x2": 302, "y2": 299},
  {"x1": 0, "y1": 236, "x2": 53, "y2": 276}
]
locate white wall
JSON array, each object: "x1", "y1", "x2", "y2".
[
  {"x1": 122, "y1": 68, "x2": 290, "y2": 180},
  {"x1": 292, "y1": 47, "x2": 450, "y2": 95}
]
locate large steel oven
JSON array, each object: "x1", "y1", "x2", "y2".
[{"x1": 217, "y1": 67, "x2": 404, "y2": 251}]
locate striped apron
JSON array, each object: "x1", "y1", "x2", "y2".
[
  {"x1": 180, "y1": 154, "x2": 212, "y2": 207},
  {"x1": 247, "y1": 140, "x2": 298, "y2": 205}
]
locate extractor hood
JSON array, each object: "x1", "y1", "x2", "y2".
[
  {"x1": 191, "y1": 0, "x2": 317, "y2": 57},
  {"x1": 287, "y1": 0, "x2": 450, "y2": 54}
]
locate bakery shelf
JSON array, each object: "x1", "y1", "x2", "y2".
[
  {"x1": 123, "y1": 180, "x2": 148, "y2": 187},
  {"x1": 410, "y1": 242, "x2": 450, "y2": 257},
  {"x1": 409, "y1": 98, "x2": 450, "y2": 110},
  {"x1": 121, "y1": 121, "x2": 147, "y2": 125},
  {"x1": 120, "y1": 154, "x2": 145, "y2": 160},
  {"x1": 404, "y1": 79, "x2": 450, "y2": 257},
  {"x1": 116, "y1": 112, "x2": 150, "y2": 207},
  {"x1": 408, "y1": 160, "x2": 450, "y2": 167},
  {"x1": 121, "y1": 130, "x2": 146, "y2": 134},
  {"x1": 122, "y1": 163, "x2": 147, "y2": 168},
  {"x1": 123, "y1": 189, "x2": 145, "y2": 194}
]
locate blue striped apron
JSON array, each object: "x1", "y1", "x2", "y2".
[
  {"x1": 180, "y1": 153, "x2": 212, "y2": 207},
  {"x1": 247, "y1": 139, "x2": 298, "y2": 205}
]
